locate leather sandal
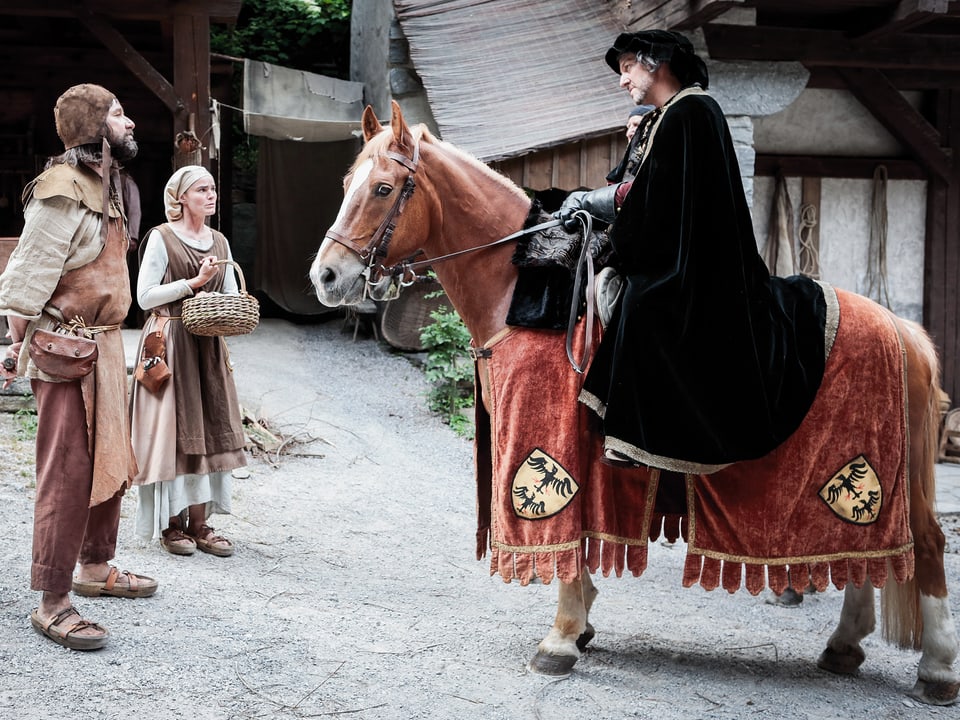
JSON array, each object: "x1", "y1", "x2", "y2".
[
  {"x1": 30, "y1": 606, "x2": 109, "y2": 650},
  {"x1": 161, "y1": 526, "x2": 197, "y2": 556},
  {"x1": 71, "y1": 566, "x2": 159, "y2": 598},
  {"x1": 188, "y1": 524, "x2": 234, "y2": 557}
]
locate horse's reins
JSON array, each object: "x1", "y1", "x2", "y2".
[
  {"x1": 326, "y1": 138, "x2": 596, "y2": 372},
  {"x1": 566, "y1": 211, "x2": 595, "y2": 374}
]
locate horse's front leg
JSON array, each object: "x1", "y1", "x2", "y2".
[
  {"x1": 818, "y1": 580, "x2": 875, "y2": 675},
  {"x1": 527, "y1": 572, "x2": 598, "y2": 676}
]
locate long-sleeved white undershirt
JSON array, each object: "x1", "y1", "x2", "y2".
[{"x1": 137, "y1": 226, "x2": 239, "y2": 310}]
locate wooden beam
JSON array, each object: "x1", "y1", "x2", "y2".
[
  {"x1": 703, "y1": 23, "x2": 960, "y2": 71},
  {"x1": 0, "y1": 0, "x2": 241, "y2": 23},
  {"x1": 854, "y1": 0, "x2": 950, "y2": 43},
  {"x1": 615, "y1": 0, "x2": 745, "y2": 31},
  {"x1": 754, "y1": 155, "x2": 925, "y2": 180},
  {"x1": 835, "y1": 66, "x2": 951, "y2": 180},
  {"x1": 77, "y1": 7, "x2": 183, "y2": 115},
  {"x1": 807, "y1": 66, "x2": 960, "y2": 91}
]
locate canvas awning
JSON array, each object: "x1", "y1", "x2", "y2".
[
  {"x1": 243, "y1": 59, "x2": 364, "y2": 142},
  {"x1": 394, "y1": 0, "x2": 629, "y2": 162}
]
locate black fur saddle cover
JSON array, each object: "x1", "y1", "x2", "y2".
[{"x1": 511, "y1": 206, "x2": 614, "y2": 272}]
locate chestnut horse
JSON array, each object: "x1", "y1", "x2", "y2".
[{"x1": 310, "y1": 100, "x2": 959, "y2": 705}]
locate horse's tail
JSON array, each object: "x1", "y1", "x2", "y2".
[{"x1": 881, "y1": 317, "x2": 941, "y2": 649}]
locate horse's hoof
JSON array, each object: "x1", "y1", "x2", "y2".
[
  {"x1": 765, "y1": 587, "x2": 804, "y2": 607},
  {"x1": 576, "y1": 623, "x2": 596, "y2": 651},
  {"x1": 909, "y1": 678, "x2": 960, "y2": 706},
  {"x1": 817, "y1": 645, "x2": 865, "y2": 675},
  {"x1": 527, "y1": 650, "x2": 577, "y2": 677}
]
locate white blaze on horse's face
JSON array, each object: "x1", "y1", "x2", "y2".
[{"x1": 310, "y1": 159, "x2": 378, "y2": 307}]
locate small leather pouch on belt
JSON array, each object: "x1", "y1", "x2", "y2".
[
  {"x1": 134, "y1": 315, "x2": 172, "y2": 393},
  {"x1": 28, "y1": 328, "x2": 99, "y2": 380}
]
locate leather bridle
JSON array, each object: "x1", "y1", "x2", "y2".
[
  {"x1": 322, "y1": 138, "x2": 595, "y2": 372},
  {"x1": 324, "y1": 140, "x2": 423, "y2": 289},
  {"x1": 325, "y1": 138, "x2": 568, "y2": 292}
]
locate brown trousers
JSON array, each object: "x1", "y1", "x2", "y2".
[{"x1": 31, "y1": 379, "x2": 122, "y2": 594}]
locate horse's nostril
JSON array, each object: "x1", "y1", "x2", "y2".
[{"x1": 318, "y1": 266, "x2": 336, "y2": 289}]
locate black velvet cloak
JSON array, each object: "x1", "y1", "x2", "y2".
[{"x1": 580, "y1": 90, "x2": 828, "y2": 471}]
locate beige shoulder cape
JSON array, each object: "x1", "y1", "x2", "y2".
[{"x1": 23, "y1": 163, "x2": 121, "y2": 219}]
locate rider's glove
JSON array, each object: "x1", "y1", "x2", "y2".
[{"x1": 553, "y1": 183, "x2": 623, "y2": 228}]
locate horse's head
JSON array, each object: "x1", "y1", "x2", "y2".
[{"x1": 311, "y1": 100, "x2": 429, "y2": 306}]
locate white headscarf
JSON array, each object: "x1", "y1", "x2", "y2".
[{"x1": 164, "y1": 165, "x2": 214, "y2": 221}]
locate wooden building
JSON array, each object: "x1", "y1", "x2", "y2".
[
  {"x1": 0, "y1": 0, "x2": 241, "y2": 245},
  {"x1": 352, "y1": 0, "x2": 960, "y2": 403}
]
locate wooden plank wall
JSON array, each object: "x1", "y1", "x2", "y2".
[{"x1": 491, "y1": 132, "x2": 625, "y2": 193}]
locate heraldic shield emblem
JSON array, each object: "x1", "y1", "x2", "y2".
[
  {"x1": 511, "y1": 448, "x2": 580, "y2": 520},
  {"x1": 818, "y1": 454, "x2": 883, "y2": 525}
]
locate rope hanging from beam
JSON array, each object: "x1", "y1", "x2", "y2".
[{"x1": 865, "y1": 165, "x2": 892, "y2": 310}]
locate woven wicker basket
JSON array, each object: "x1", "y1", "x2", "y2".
[
  {"x1": 181, "y1": 260, "x2": 260, "y2": 337},
  {"x1": 379, "y1": 276, "x2": 446, "y2": 352}
]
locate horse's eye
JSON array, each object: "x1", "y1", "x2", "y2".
[{"x1": 375, "y1": 183, "x2": 393, "y2": 197}]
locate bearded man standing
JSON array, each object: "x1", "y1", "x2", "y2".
[{"x1": 0, "y1": 84, "x2": 158, "y2": 650}]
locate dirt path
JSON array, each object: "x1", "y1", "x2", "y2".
[{"x1": 0, "y1": 317, "x2": 957, "y2": 719}]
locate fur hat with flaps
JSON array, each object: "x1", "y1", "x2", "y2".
[
  {"x1": 605, "y1": 30, "x2": 709, "y2": 90},
  {"x1": 54, "y1": 84, "x2": 116, "y2": 150}
]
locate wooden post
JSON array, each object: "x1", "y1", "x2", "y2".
[
  {"x1": 925, "y1": 89, "x2": 960, "y2": 404},
  {"x1": 173, "y1": 12, "x2": 211, "y2": 169}
]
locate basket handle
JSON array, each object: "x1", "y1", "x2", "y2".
[{"x1": 212, "y1": 258, "x2": 247, "y2": 294}]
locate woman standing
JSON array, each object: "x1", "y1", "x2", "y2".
[{"x1": 130, "y1": 165, "x2": 246, "y2": 557}]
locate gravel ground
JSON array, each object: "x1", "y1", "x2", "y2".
[{"x1": 0, "y1": 315, "x2": 958, "y2": 720}]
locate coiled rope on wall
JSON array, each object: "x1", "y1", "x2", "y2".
[{"x1": 797, "y1": 203, "x2": 820, "y2": 279}]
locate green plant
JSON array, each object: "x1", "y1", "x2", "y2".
[
  {"x1": 419, "y1": 294, "x2": 474, "y2": 439},
  {"x1": 14, "y1": 407, "x2": 37, "y2": 441},
  {"x1": 211, "y1": 0, "x2": 350, "y2": 73}
]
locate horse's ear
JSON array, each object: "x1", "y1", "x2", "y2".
[
  {"x1": 361, "y1": 105, "x2": 382, "y2": 143},
  {"x1": 390, "y1": 99, "x2": 413, "y2": 151}
]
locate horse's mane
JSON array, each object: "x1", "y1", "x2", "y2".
[{"x1": 352, "y1": 124, "x2": 529, "y2": 204}]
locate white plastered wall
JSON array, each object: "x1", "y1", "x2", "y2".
[{"x1": 750, "y1": 88, "x2": 927, "y2": 323}]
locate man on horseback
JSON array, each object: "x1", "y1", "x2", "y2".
[{"x1": 563, "y1": 30, "x2": 831, "y2": 473}]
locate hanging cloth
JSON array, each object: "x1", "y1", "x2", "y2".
[
  {"x1": 763, "y1": 174, "x2": 796, "y2": 276},
  {"x1": 865, "y1": 165, "x2": 892, "y2": 309}
]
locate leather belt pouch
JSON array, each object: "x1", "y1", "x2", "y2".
[{"x1": 27, "y1": 328, "x2": 98, "y2": 380}]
